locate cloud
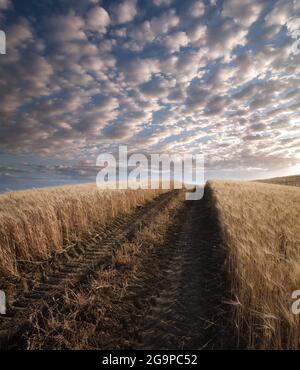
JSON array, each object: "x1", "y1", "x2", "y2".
[
  {"x1": 152, "y1": 0, "x2": 173, "y2": 6},
  {"x1": 45, "y1": 12, "x2": 87, "y2": 47},
  {"x1": 264, "y1": 0, "x2": 294, "y2": 28},
  {"x1": 139, "y1": 76, "x2": 176, "y2": 99},
  {"x1": 0, "y1": 0, "x2": 299, "y2": 177},
  {"x1": 222, "y1": 0, "x2": 264, "y2": 28},
  {"x1": 187, "y1": 23, "x2": 206, "y2": 43},
  {"x1": 190, "y1": 1, "x2": 205, "y2": 18},
  {"x1": 0, "y1": 0, "x2": 11, "y2": 11},
  {"x1": 4, "y1": 18, "x2": 33, "y2": 61},
  {"x1": 205, "y1": 17, "x2": 247, "y2": 61},
  {"x1": 86, "y1": 6, "x2": 110, "y2": 33},
  {"x1": 122, "y1": 58, "x2": 160, "y2": 84},
  {"x1": 124, "y1": 9, "x2": 180, "y2": 51},
  {"x1": 150, "y1": 8, "x2": 179, "y2": 34},
  {"x1": 160, "y1": 50, "x2": 207, "y2": 82},
  {"x1": 287, "y1": 16, "x2": 300, "y2": 34},
  {"x1": 204, "y1": 95, "x2": 229, "y2": 116},
  {"x1": 163, "y1": 31, "x2": 190, "y2": 53},
  {"x1": 112, "y1": 0, "x2": 138, "y2": 24},
  {"x1": 262, "y1": 0, "x2": 299, "y2": 41}
]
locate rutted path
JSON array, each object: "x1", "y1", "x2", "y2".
[{"x1": 134, "y1": 195, "x2": 231, "y2": 350}]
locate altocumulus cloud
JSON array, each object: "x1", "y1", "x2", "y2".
[{"x1": 0, "y1": 0, "x2": 299, "y2": 187}]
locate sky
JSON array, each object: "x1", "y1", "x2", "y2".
[{"x1": 0, "y1": 0, "x2": 299, "y2": 191}]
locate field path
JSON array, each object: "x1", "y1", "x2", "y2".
[{"x1": 134, "y1": 196, "x2": 231, "y2": 350}]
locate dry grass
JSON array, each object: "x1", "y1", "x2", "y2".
[
  {"x1": 0, "y1": 184, "x2": 161, "y2": 278},
  {"x1": 208, "y1": 180, "x2": 300, "y2": 349}
]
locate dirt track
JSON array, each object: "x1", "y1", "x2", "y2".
[
  {"x1": 0, "y1": 190, "x2": 233, "y2": 350},
  {"x1": 135, "y1": 196, "x2": 231, "y2": 349}
]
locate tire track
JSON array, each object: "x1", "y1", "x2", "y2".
[
  {"x1": 0, "y1": 190, "x2": 179, "y2": 349},
  {"x1": 134, "y1": 195, "x2": 232, "y2": 350}
]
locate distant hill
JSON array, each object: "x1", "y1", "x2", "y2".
[{"x1": 257, "y1": 175, "x2": 300, "y2": 187}]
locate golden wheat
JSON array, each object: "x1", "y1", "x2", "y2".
[
  {"x1": 208, "y1": 180, "x2": 300, "y2": 349},
  {"x1": 0, "y1": 184, "x2": 161, "y2": 277}
]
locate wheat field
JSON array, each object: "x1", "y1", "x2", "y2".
[
  {"x1": 0, "y1": 184, "x2": 161, "y2": 277},
  {"x1": 1, "y1": 178, "x2": 300, "y2": 349},
  {"x1": 208, "y1": 180, "x2": 300, "y2": 349}
]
